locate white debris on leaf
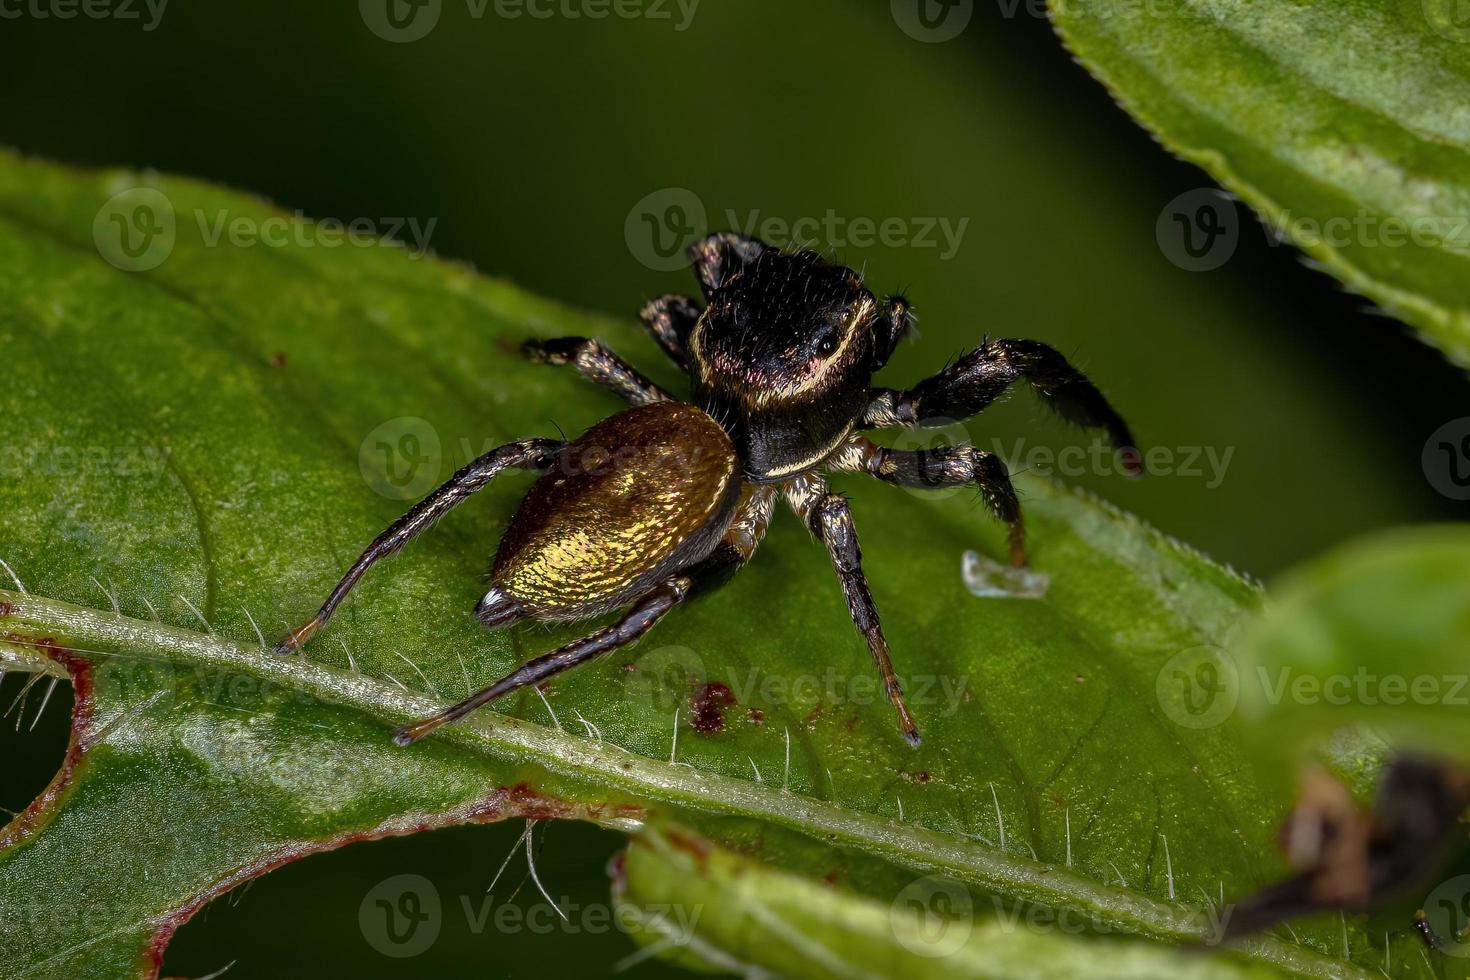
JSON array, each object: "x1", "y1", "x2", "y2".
[{"x1": 961, "y1": 551, "x2": 1050, "y2": 599}]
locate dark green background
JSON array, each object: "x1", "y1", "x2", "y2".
[{"x1": 1, "y1": 1, "x2": 1464, "y2": 976}]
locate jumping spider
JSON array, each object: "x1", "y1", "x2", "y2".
[{"x1": 276, "y1": 232, "x2": 1140, "y2": 746}]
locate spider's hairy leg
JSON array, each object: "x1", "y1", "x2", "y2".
[
  {"x1": 829, "y1": 437, "x2": 1026, "y2": 567},
  {"x1": 523, "y1": 336, "x2": 671, "y2": 406},
  {"x1": 394, "y1": 576, "x2": 692, "y2": 745},
  {"x1": 784, "y1": 474, "x2": 920, "y2": 747},
  {"x1": 638, "y1": 294, "x2": 701, "y2": 371},
  {"x1": 273, "y1": 438, "x2": 565, "y2": 656},
  {"x1": 862, "y1": 338, "x2": 1141, "y2": 474},
  {"x1": 395, "y1": 483, "x2": 777, "y2": 745}
]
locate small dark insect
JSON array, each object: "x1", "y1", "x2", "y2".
[{"x1": 275, "y1": 233, "x2": 1140, "y2": 746}]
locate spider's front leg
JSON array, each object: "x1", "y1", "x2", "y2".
[
  {"x1": 862, "y1": 337, "x2": 1141, "y2": 474},
  {"x1": 638, "y1": 294, "x2": 701, "y2": 371},
  {"x1": 785, "y1": 474, "x2": 920, "y2": 746},
  {"x1": 523, "y1": 337, "x2": 670, "y2": 406},
  {"x1": 829, "y1": 436, "x2": 1026, "y2": 567}
]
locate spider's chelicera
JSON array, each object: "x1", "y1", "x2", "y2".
[{"x1": 276, "y1": 233, "x2": 1141, "y2": 746}]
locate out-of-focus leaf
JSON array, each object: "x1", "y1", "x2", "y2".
[
  {"x1": 1050, "y1": 0, "x2": 1470, "y2": 367},
  {"x1": 1234, "y1": 525, "x2": 1470, "y2": 765}
]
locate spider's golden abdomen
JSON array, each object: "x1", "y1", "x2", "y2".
[{"x1": 491, "y1": 401, "x2": 740, "y2": 619}]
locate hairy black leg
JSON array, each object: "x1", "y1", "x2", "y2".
[
  {"x1": 863, "y1": 338, "x2": 1141, "y2": 474},
  {"x1": 393, "y1": 577, "x2": 692, "y2": 745},
  {"x1": 274, "y1": 438, "x2": 564, "y2": 655},
  {"x1": 829, "y1": 437, "x2": 1026, "y2": 566},
  {"x1": 785, "y1": 475, "x2": 920, "y2": 746},
  {"x1": 638, "y1": 294, "x2": 701, "y2": 371},
  {"x1": 523, "y1": 336, "x2": 671, "y2": 406}
]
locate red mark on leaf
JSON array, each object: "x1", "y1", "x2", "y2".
[{"x1": 691, "y1": 681, "x2": 736, "y2": 733}]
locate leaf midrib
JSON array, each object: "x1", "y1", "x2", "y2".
[{"x1": 0, "y1": 587, "x2": 1368, "y2": 980}]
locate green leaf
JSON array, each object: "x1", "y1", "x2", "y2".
[
  {"x1": 1234, "y1": 524, "x2": 1470, "y2": 769},
  {"x1": 0, "y1": 151, "x2": 1428, "y2": 978},
  {"x1": 613, "y1": 825, "x2": 1279, "y2": 979},
  {"x1": 1049, "y1": 0, "x2": 1470, "y2": 367}
]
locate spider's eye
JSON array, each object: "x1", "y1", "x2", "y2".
[{"x1": 814, "y1": 331, "x2": 840, "y2": 358}]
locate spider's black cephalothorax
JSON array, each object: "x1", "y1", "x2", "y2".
[
  {"x1": 685, "y1": 234, "x2": 885, "y2": 482},
  {"x1": 276, "y1": 232, "x2": 1141, "y2": 747}
]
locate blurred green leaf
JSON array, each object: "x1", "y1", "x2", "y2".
[
  {"x1": 0, "y1": 152, "x2": 1433, "y2": 978},
  {"x1": 1050, "y1": 0, "x2": 1470, "y2": 367},
  {"x1": 612, "y1": 825, "x2": 1280, "y2": 980},
  {"x1": 1234, "y1": 525, "x2": 1470, "y2": 766}
]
